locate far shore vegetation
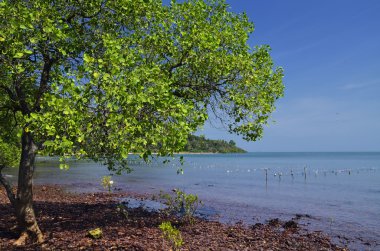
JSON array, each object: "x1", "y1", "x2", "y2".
[{"x1": 183, "y1": 135, "x2": 246, "y2": 153}]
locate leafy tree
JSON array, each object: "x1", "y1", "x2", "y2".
[{"x1": 0, "y1": 0, "x2": 283, "y2": 245}]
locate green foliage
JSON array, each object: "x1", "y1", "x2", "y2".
[
  {"x1": 0, "y1": 0, "x2": 283, "y2": 173},
  {"x1": 159, "y1": 221, "x2": 183, "y2": 250},
  {"x1": 88, "y1": 228, "x2": 102, "y2": 239},
  {"x1": 0, "y1": 138, "x2": 19, "y2": 168},
  {"x1": 116, "y1": 203, "x2": 129, "y2": 219},
  {"x1": 160, "y1": 189, "x2": 202, "y2": 223},
  {"x1": 184, "y1": 135, "x2": 246, "y2": 153},
  {"x1": 101, "y1": 176, "x2": 114, "y2": 192},
  {"x1": 0, "y1": 112, "x2": 20, "y2": 168}
]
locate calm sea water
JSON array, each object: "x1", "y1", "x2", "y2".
[{"x1": 3, "y1": 152, "x2": 380, "y2": 250}]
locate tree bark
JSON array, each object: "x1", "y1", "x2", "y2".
[{"x1": 12, "y1": 131, "x2": 44, "y2": 246}]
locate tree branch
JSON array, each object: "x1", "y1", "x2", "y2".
[
  {"x1": 168, "y1": 50, "x2": 189, "y2": 78},
  {"x1": 0, "y1": 84, "x2": 17, "y2": 102},
  {"x1": 33, "y1": 55, "x2": 55, "y2": 111},
  {"x1": 13, "y1": 75, "x2": 31, "y2": 115},
  {"x1": 0, "y1": 165, "x2": 16, "y2": 206}
]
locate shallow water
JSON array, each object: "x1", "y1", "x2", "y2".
[{"x1": 3, "y1": 152, "x2": 380, "y2": 250}]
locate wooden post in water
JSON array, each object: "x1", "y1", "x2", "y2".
[{"x1": 304, "y1": 166, "x2": 307, "y2": 181}]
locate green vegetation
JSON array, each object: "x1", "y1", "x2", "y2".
[
  {"x1": 159, "y1": 221, "x2": 184, "y2": 250},
  {"x1": 88, "y1": 228, "x2": 103, "y2": 239},
  {"x1": 0, "y1": 112, "x2": 20, "y2": 168},
  {"x1": 0, "y1": 0, "x2": 283, "y2": 244},
  {"x1": 184, "y1": 135, "x2": 246, "y2": 153},
  {"x1": 159, "y1": 189, "x2": 202, "y2": 224},
  {"x1": 116, "y1": 204, "x2": 129, "y2": 219},
  {"x1": 0, "y1": 138, "x2": 20, "y2": 169},
  {"x1": 101, "y1": 176, "x2": 114, "y2": 193}
]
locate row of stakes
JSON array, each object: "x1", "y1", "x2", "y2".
[
  {"x1": 224, "y1": 167, "x2": 367, "y2": 177},
  {"x1": 261, "y1": 166, "x2": 374, "y2": 183},
  {"x1": 125, "y1": 158, "x2": 376, "y2": 179}
]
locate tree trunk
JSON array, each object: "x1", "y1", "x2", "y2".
[{"x1": 13, "y1": 131, "x2": 44, "y2": 246}]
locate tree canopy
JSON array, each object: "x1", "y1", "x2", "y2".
[
  {"x1": 0, "y1": 0, "x2": 283, "y2": 244},
  {"x1": 0, "y1": 0, "x2": 283, "y2": 172}
]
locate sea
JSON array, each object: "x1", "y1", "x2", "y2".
[{"x1": 3, "y1": 152, "x2": 380, "y2": 250}]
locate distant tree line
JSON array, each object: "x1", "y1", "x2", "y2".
[{"x1": 183, "y1": 135, "x2": 246, "y2": 153}]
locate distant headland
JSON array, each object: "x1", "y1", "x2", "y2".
[{"x1": 183, "y1": 135, "x2": 246, "y2": 153}]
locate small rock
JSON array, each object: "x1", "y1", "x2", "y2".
[
  {"x1": 268, "y1": 218, "x2": 281, "y2": 227},
  {"x1": 283, "y1": 220, "x2": 298, "y2": 229},
  {"x1": 251, "y1": 223, "x2": 263, "y2": 230}
]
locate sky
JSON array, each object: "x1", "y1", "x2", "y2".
[{"x1": 199, "y1": 0, "x2": 380, "y2": 152}]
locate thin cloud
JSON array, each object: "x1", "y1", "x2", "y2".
[
  {"x1": 340, "y1": 79, "x2": 380, "y2": 90},
  {"x1": 274, "y1": 38, "x2": 328, "y2": 59}
]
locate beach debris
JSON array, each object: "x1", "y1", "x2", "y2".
[{"x1": 0, "y1": 185, "x2": 350, "y2": 250}]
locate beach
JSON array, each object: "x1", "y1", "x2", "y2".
[{"x1": 0, "y1": 185, "x2": 345, "y2": 250}]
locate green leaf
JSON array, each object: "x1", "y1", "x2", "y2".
[
  {"x1": 24, "y1": 49, "x2": 33, "y2": 54},
  {"x1": 14, "y1": 52, "x2": 24, "y2": 58},
  {"x1": 93, "y1": 72, "x2": 100, "y2": 78},
  {"x1": 83, "y1": 54, "x2": 93, "y2": 63},
  {"x1": 29, "y1": 37, "x2": 37, "y2": 43}
]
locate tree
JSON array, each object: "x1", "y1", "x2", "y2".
[{"x1": 0, "y1": 0, "x2": 283, "y2": 245}]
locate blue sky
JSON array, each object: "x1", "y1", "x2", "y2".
[{"x1": 199, "y1": 0, "x2": 380, "y2": 152}]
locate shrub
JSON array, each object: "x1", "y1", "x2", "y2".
[
  {"x1": 159, "y1": 189, "x2": 202, "y2": 224},
  {"x1": 101, "y1": 176, "x2": 114, "y2": 192},
  {"x1": 159, "y1": 221, "x2": 183, "y2": 250},
  {"x1": 116, "y1": 203, "x2": 129, "y2": 219}
]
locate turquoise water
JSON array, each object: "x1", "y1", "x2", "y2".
[{"x1": 3, "y1": 152, "x2": 380, "y2": 250}]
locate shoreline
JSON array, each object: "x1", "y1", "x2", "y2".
[{"x1": 0, "y1": 184, "x2": 347, "y2": 250}]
